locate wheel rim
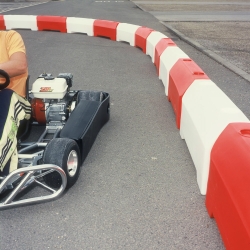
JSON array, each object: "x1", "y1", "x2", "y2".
[{"x1": 67, "y1": 150, "x2": 78, "y2": 177}]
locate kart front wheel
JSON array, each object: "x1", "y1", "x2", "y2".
[{"x1": 43, "y1": 138, "x2": 81, "y2": 189}]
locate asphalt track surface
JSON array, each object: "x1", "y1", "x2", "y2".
[
  {"x1": 1, "y1": 0, "x2": 250, "y2": 249},
  {"x1": 0, "y1": 2, "x2": 46, "y2": 13}
]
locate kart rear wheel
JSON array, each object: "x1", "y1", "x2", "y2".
[{"x1": 43, "y1": 138, "x2": 81, "y2": 189}]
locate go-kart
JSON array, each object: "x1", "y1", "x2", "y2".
[{"x1": 0, "y1": 69, "x2": 110, "y2": 210}]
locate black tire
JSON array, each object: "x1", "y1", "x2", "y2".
[{"x1": 43, "y1": 138, "x2": 81, "y2": 189}]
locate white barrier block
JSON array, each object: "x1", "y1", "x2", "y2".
[
  {"x1": 116, "y1": 23, "x2": 141, "y2": 46},
  {"x1": 67, "y1": 17, "x2": 95, "y2": 36},
  {"x1": 4, "y1": 15, "x2": 37, "y2": 31},
  {"x1": 159, "y1": 46, "x2": 189, "y2": 96},
  {"x1": 180, "y1": 79, "x2": 249, "y2": 195},
  {"x1": 146, "y1": 31, "x2": 168, "y2": 63}
]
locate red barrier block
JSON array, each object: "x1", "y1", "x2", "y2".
[
  {"x1": 135, "y1": 27, "x2": 154, "y2": 53},
  {"x1": 37, "y1": 16, "x2": 67, "y2": 33},
  {"x1": 168, "y1": 59, "x2": 208, "y2": 129},
  {"x1": 206, "y1": 123, "x2": 250, "y2": 250},
  {"x1": 93, "y1": 20, "x2": 119, "y2": 41},
  {"x1": 154, "y1": 38, "x2": 176, "y2": 75},
  {"x1": 0, "y1": 15, "x2": 6, "y2": 30}
]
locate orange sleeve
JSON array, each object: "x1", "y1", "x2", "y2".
[{"x1": 6, "y1": 30, "x2": 26, "y2": 57}]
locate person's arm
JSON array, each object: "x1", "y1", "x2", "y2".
[{"x1": 0, "y1": 51, "x2": 27, "y2": 78}]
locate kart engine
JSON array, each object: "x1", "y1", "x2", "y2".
[{"x1": 30, "y1": 73, "x2": 76, "y2": 125}]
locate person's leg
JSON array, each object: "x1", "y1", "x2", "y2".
[{"x1": 0, "y1": 89, "x2": 31, "y2": 176}]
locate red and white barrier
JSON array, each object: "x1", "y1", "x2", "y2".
[
  {"x1": 67, "y1": 17, "x2": 95, "y2": 36},
  {"x1": 0, "y1": 15, "x2": 5, "y2": 30},
  {"x1": 94, "y1": 19, "x2": 119, "y2": 41},
  {"x1": 1, "y1": 15, "x2": 250, "y2": 249},
  {"x1": 3, "y1": 15, "x2": 38, "y2": 31},
  {"x1": 154, "y1": 38, "x2": 176, "y2": 76},
  {"x1": 206, "y1": 123, "x2": 250, "y2": 250},
  {"x1": 146, "y1": 31, "x2": 168, "y2": 63},
  {"x1": 37, "y1": 15, "x2": 67, "y2": 32},
  {"x1": 135, "y1": 26, "x2": 154, "y2": 53},
  {"x1": 159, "y1": 46, "x2": 189, "y2": 96},
  {"x1": 168, "y1": 59, "x2": 209, "y2": 129},
  {"x1": 116, "y1": 23, "x2": 140, "y2": 46},
  {"x1": 180, "y1": 79, "x2": 249, "y2": 195}
]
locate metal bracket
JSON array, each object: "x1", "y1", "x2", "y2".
[{"x1": 0, "y1": 164, "x2": 67, "y2": 210}]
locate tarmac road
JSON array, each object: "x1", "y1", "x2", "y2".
[{"x1": 1, "y1": 0, "x2": 249, "y2": 249}]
